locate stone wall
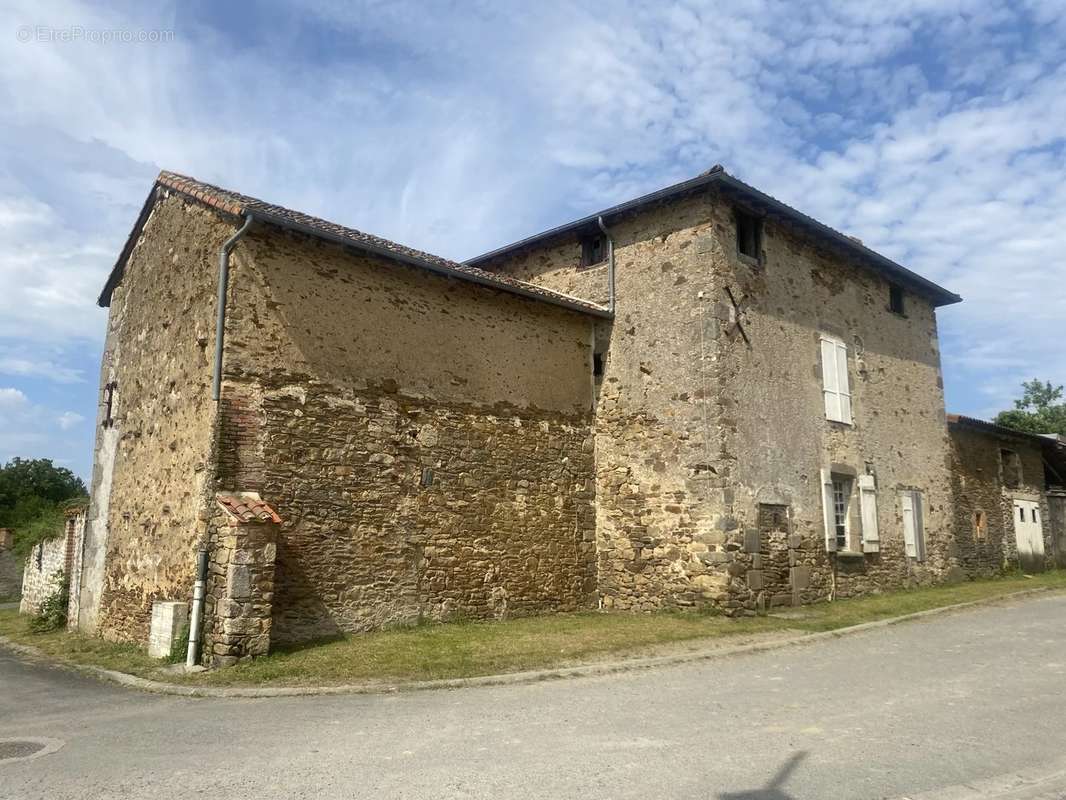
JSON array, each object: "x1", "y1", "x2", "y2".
[
  {"x1": 482, "y1": 185, "x2": 959, "y2": 610},
  {"x1": 19, "y1": 535, "x2": 68, "y2": 615},
  {"x1": 216, "y1": 226, "x2": 597, "y2": 642},
  {"x1": 949, "y1": 423, "x2": 1051, "y2": 574},
  {"x1": 87, "y1": 191, "x2": 232, "y2": 642},
  {"x1": 202, "y1": 510, "x2": 277, "y2": 666}
]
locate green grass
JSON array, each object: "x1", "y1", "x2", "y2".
[{"x1": 2, "y1": 571, "x2": 1064, "y2": 688}]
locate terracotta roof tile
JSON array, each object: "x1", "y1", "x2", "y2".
[
  {"x1": 99, "y1": 171, "x2": 611, "y2": 318},
  {"x1": 217, "y1": 493, "x2": 282, "y2": 525}
]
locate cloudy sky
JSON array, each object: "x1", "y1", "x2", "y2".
[{"x1": 1, "y1": 0, "x2": 1064, "y2": 479}]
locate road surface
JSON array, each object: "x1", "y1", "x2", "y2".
[{"x1": 3, "y1": 593, "x2": 1066, "y2": 799}]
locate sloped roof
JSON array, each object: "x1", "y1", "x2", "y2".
[
  {"x1": 947, "y1": 413, "x2": 1046, "y2": 442},
  {"x1": 98, "y1": 171, "x2": 611, "y2": 317},
  {"x1": 466, "y1": 165, "x2": 962, "y2": 307},
  {"x1": 216, "y1": 493, "x2": 282, "y2": 525}
]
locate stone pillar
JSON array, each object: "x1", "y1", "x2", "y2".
[{"x1": 204, "y1": 493, "x2": 280, "y2": 668}]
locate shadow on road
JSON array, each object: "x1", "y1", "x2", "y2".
[{"x1": 718, "y1": 751, "x2": 807, "y2": 800}]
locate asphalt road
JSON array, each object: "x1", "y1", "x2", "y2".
[{"x1": 3, "y1": 593, "x2": 1066, "y2": 800}]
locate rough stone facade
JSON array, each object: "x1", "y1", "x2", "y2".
[
  {"x1": 219, "y1": 226, "x2": 597, "y2": 643},
  {"x1": 80, "y1": 166, "x2": 1012, "y2": 661},
  {"x1": 202, "y1": 503, "x2": 278, "y2": 666},
  {"x1": 948, "y1": 418, "x2": 1056, "y2": 575},
  {"x1": 479, "y1": 185, "x2": 958, "y2": 611},
  {"x1": 80, "y1": 184, "x2": 597, "y2": 652}
]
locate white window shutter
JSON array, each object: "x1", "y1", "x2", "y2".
[
  {"x1": 858, "y1": 474, "x2": 879, "y2": 552},
  {"x1": 835, "y1": 340, "x2": 852, "y2": 424},
  {"x1": 820, "y1": 337, "x2": 841, "y2": 421},
  {"x1": 820, "y1": 467, "x2": 837, "y2": 552},
  {"x1": 901, "y1": 491, "x2": 916, "y2": 558},
  {"x1": 912, "y1": 491, "x2": 926, "y2": 562}
]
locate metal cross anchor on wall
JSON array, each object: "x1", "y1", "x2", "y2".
[{"x1": 724, "y1": 286, "x2": 751, "y2": 345}]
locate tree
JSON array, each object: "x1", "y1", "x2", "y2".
[
  {"x1": 0, "y1": 458, "x2": 87, "y2": 556},
  {"x1": 995, "y1": 379, "x2": 1066, "y2": 437}
]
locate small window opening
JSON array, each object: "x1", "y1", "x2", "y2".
[
  {"x1": 889, "y1": 285, "x2": 905, "y2": 315},
  {"x1": 832, "y1": 478, "x2": 851, "y2": 550},
  {"x1": 35, "y1": 544, "x2": 43, "y2": 571},
  {"x1": 580, "y1": 234, "x2": 606, "y2": 267},
  {"x1": 735, "y1": 208, "x2": 762, "y2": 262},
  {"x1": 1019, "y1": 506, "x2": 1025, "y2": 522},
  {"x1": 102, "y1": 380, "x2": 118, "y2": 429},
  {"x1": 758, "y1": 503, "x2": 789, "y2": 533},
  {"x1": 593, "y1": 352, "x2": 605, "y2": 380},
  {"x1": 974, "y1": 510, "x2": 987, "y2": 540},
  {"x1": 1000, "y1": 448, "x2": 1022, "y2": 489}
]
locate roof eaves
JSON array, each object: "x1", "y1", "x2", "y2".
[
  {"x1": 947, "y1": 413, "x2": 1051, "y2": 443},
  {"x1": 98, "y1": 172, "x2": 612, "y2": 319},
  {"x1": 465, "y1": 167, "x2": 962, "y2": 308}
]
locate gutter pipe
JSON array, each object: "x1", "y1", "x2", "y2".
[
  {"x1": 185, "y1": 547, "x2": 209, "y2": 668},
  {"x1": 596, "y1": 215, "x2": 616, "y2": 314},
  {"x1": 192, "y1": 213, "x2": 252, "y2": 669},
  {"x1": 212, "y1": 213, "x2": 254, "y2": 402}
]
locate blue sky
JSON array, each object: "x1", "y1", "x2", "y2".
[{"x1": 1, "y1": 0, "x2": 1064, "y2": 480}]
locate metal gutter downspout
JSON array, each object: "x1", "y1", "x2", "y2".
[
  {"x1": 189, "y1": 213, "x2": 253, "y2": 669},
  {"x1": 597, "y1": 215, "x2": 616, "y2": 314},
  {"x1": 212, "y1": 213, "x2": 254, "y2": 402},
  {"x1": 185, "y1": 547, "x2": 209, "y2": 668}
]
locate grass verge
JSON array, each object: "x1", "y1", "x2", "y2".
[{"x1": 2, "y1": 571, "x2": 1064, "y2": 688}]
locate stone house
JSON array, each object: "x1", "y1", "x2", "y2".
[
  {"x1": 947, "y1": 414, "x2": 1066, "y2": 574},
  {"x1": 77, "y1": 165, "x2": 968, "y2": 660}
]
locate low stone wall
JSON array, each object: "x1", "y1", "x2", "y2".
[{"x1": 19, "y1": 536, "x2": 68, "y2": 615}]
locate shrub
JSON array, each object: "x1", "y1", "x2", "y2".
[{"x1": 28, "y1": 571, "x2": 69, "y2": 633}]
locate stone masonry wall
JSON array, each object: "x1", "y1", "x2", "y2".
[
  {"x1": 218, "y1": 227, "x2": 597, "y2": 642},
  {"x1": 90, "y1": 192, "x2": 230, "y2": 643},
  {"x1": 481, "y1": 185, "x2": 959, "y2": 611},
  {"x1": 949, "y1": 424, "x2": 1051, "y2": 574},
  {"x1": 19, "y1": 535, "x2": 67, "y2": 615},
  {"x1": 202, "y1": 514, "x2": 277, "y2": 666}
]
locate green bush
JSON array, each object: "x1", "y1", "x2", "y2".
[{"x1": 28, "y1": 571, "x2": 69, "y2": 633}]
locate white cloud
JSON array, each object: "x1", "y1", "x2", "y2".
[
  {"x1": 0, "y1": 387, "x2": 28, "y2": 408},
  {"x1": 0, "y1": 0, "x2": 1062, "y2": 477},
  {"x1": 56, "y1": 411, "x2": 85, "y2": 430}
]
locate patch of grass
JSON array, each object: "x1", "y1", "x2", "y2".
[
  {"x1": 1, "y1": 571, "x2": 1063, "y2": 688},
  {"x1": 0, "y1": 608, "x2": 163, "y2": 676}
]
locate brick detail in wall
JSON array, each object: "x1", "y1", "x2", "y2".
[{"x1": 218, "y1": 388, "x2": 266, "y2": 491}]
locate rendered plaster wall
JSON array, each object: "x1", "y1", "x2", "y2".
[{"x1": 217, "y1": 227, "x2": 597, "y2": 642}]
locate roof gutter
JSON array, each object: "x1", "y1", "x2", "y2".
[
  {"x1": 212, "y1": 213, "x2": 254, "y2": 402},
  {"x1": 465, "y1": 168, "x2": 961, "y2": 308}
]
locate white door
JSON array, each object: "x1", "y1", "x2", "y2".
[{"x1": 1013, "y1": 499, "x2": 1045, "y2": 573}]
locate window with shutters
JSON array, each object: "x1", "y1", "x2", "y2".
[
  {"x1": 819, "y1": 335, "x2": 852, "y2": 424},
  {"x1": 832, "y1": 479, "x2": 850, "y2": 549}
]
